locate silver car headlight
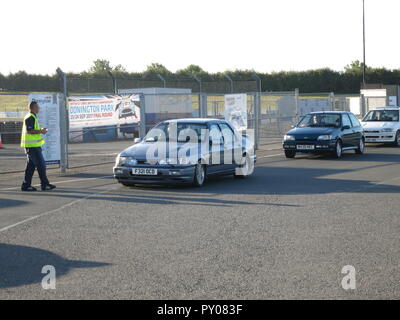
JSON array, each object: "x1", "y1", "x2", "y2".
[
  {"x1": 317, "y1": 135, "x2": 333, "y2": 141},
  {"x1": 381, "y1": 128, "x2": 394, "y2": 132},
  {"x1": 158, "y1": 158, "x2": 194, "y2": 166},
  {"x1": 158, "y1": 158, "x2": 177, "y2": 165},
  {"x1": 116, "y1": 155, "x2": 137, "y2": 166},
  {"x1": 284, "y1": 135, "x2": 295, "y2": 141},
  {"x1": 115, "y1": 154, "x2": 122, "y2": 166}
]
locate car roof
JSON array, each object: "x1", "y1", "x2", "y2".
[
  {"x1": 370, "y1": 106, "x2": 400, "y2": 111},
  {"x1": 309, "y1": 111, "x2": 349, "y2": 114},
  {"x1": 164, "y1": 118, "x2": 224, "y2": 124}
]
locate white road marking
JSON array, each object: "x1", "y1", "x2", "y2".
[
  {"x1": 0, "y1": 175, "x2": 113, "y2": 191},
  {"x1": 0, "y1": 187, "x2": 116, "y2": 233},
  {"x1": 258, "y1": 153, "x2": 283, "y2": 159}
]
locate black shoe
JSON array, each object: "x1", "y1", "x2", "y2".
[
  {"x1": 21, "y1": 186, "x2": 37, "y2": 192},
  {"x1": 41, "y1": 184, "x2": 56, "y2": 191}
]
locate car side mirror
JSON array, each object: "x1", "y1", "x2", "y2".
[
  {"x1": 342, "y1": 125, "x2": 351, "y2": 130},
  {"x1": 178, "y1": 136, "x2": 191, "y2": 142},
  {"x1": 134, "y1": 138, "x2": 142, "y2": 144}
]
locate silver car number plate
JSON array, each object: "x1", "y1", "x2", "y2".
[
  {"x1": 297, "y1": 145, "x2": 315, "y2": 150},
  {"x1": 132, "y1": 168, "x2": 158, "y2": 175}
]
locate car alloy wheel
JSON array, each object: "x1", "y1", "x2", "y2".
[
  {"x1": 334, "y1": 140, "x2": 342, "y2": 158},
  {"x1": 234, "y1": 154, "x2": 252, "y2": 178},
  {"x1": 356, "y1": 138, "x2": 365, "y2": 154},
  {"x1": 193, "y1": 163, "x2": 205, "y2": 187},
  {"x1": 395, "y1": 131, "x2": 400, "y2": 147}
]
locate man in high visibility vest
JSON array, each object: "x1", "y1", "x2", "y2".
[{"x1": 21, "y1": 101, "x2": 56, "y2": 191}]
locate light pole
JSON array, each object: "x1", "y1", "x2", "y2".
[{"x1": 362, "y1": 0, "x2": 366, "y2": 88}]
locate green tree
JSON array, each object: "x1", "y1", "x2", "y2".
[
  {"x1": 176, "y1": 64, "x2": 206, "y2": 76},
  {"x1": 344, "y1": 60, "x2": 368, "y2": 74},
  {"x1": 144, "y1": 63, "x2": 171, "y2": 75},
  {"x1": 88, "y1": 59, "x2": 126, "y2": 74}
]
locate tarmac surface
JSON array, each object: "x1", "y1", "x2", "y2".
[{"x1": 0, "y1": 141, "x2": 399, "y2": 299}]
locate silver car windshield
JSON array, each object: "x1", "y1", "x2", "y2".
[{"x1": 144, "y1": 123, "x2": 208, "y2": 142}]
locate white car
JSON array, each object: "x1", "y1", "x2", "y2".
[{"x1": 361, "y1": 106, "x2": 400, "y2": 146}]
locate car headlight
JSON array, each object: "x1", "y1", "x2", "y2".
[
  {"x1": 381, "y1": 128, "x2": 394, "y2": 132},
  {"x1": 158, "y1": 158, "x2": 193, "y2": 166},
  {"x1": 115, "y1": 154, "x2": 121, "y2": 166},
  {"x1": 116, "y1": 155, "x2": 137, "y2": 166},
  {"x1": 317, "y1": 135, "x2": 333, "y2": 141},
  {"x1": 284, "y1": 135, "x2": 295, "y2": 141}
]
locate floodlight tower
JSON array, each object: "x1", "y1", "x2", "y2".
[{"x1": 362, "y1": 0, "x2": 366, "y2": 88}]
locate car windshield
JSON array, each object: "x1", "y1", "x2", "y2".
[
  {"x1": 297, "y1": 114, "x2": 341, "y2": 128},
  {"x1": 362, "y1": 110, "x2": 399, "y2": 122},
  {"x1": 144, "y1": 122, "x2": 208, "y2": 142}
]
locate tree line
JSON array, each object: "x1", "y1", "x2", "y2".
[{"x1": 1, "y1": 60, "x2": 399, "y2": 94}]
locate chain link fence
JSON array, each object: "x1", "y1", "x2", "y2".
[{"x1": 0, "y1": 89, "x2": 365, "y2": 174}]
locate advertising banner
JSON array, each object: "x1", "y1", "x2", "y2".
[
  {"x1": 28, "y1": 93, "x2": 62, "y2": 165},
  {"x1": 68, "y1": 94, "x2": 140, "y2": 129},
  {"x1": 224, "y1": 94, "x2": 248, "y2": 131}
]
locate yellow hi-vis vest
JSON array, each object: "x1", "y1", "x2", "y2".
[{"x1": 20, "y1": 112, "x2": 45, "y2": 148}]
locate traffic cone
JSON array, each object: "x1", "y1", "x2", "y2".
[{"x1": 0, "y1": 134, "x2": 4, "y2": 149}]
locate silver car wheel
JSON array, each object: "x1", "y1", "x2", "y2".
[
  {"x1": 336, "y1": 141, "x2": 342, "y2": 158},
  {"x1": 359, "y1": 139, "x2": 365, "y2": 152},
  {"x1": 195, "y1": 164, "x2": 205, "y2": 186}
]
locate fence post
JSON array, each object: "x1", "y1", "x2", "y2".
[
  {"x1": 157, "y1": 74, "x2": 166, "y2": 88},
  {"x1": 108, "y1": 71, "x2": 117, "y2": 94},
  {"x1": 360, "y1": 94, "x2": 366, "y2": 116},
  {"x1": 199, "y1": 93, "x2": 207, "y2": 118},
  {"x1": 139, "y1": 93, "x2": 146, "y2": 139},
  {"x1": 330, "y1": 92, "x2": 335, "y2": 111},
  {"x1": 294, "y1": 88, "x2": 299, "y2": 123},
  {"x1": 252, "y1": 74, "x2": 262, "y2": 93},
  {"x1": 192, "y1": 75, "x2": 202, "y2": 93},
  {"x1": 254, "y1": 92, "x2": 260, "y2": 150},
  {"x1": 56, "y1": 67, "x2": 68, "y2": 174},
  {"x1": 224, "y1": 74, "x2": 234, "y2": 93}
]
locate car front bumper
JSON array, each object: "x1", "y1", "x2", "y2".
[
  {"x1": 283, "y1": 140, "x2": 337, "y2": 152},
  {"x1": 113, "y1": 165, "x2": 196, "y2": 185},
  {"x1": 364, "y1": 133, "x2": 396, "y2": 143}
]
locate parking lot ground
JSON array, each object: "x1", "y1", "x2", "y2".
[{"x1": 0, "y1": 144, "x2": 400, "y2": 299}]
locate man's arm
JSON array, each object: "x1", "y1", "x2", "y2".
[{"x1": 26, "y1": 116, "x2": 47, "y2": 134}]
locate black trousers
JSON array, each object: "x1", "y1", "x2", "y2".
[{"x1": 22, "y1": 147, "x2": 49, "y2": 188}]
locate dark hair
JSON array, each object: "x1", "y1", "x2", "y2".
[{"x1": 29, "y1": 101, "x2": 38, "y2": 109}]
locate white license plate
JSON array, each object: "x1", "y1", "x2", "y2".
[
  {"x1": 132, "y1": 168, "x2": 158, "y2": 175},
  {"x1": 367, "y1": 138, "x2": 377, "y2": 142},
  {"x1": 297, "y1": 145, "x2": 315, "y2": 150}
]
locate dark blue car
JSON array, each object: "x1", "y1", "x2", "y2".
[{"x1": 282, "y1": 112, "x2": 365, "y2": 159}]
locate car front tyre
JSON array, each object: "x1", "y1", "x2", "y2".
[
  {"x1": 284, "y1": 150, "x2": 296, "y2": 158},
  {"x1": 355, "y1": 138, "x2": 365, "y2": 154},
  {"x1": 193, "y1": 163, "x2": 206, "y2": 187},
  {"x1": 333, "y1": 140, "x2": 343, "y2": 158},
  {"x1": 121, "y1": 182, "x2": 136, "y2": 187},
  {"x1": 234, "y1": 153, "x2": 253, "y2": 179},
  {"x1": 394, "y1": 131, "x2": 400, "y2": 147}
]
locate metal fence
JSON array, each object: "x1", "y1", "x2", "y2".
[
  {"x1": 0, "y1": 90, "x2": 364, "y2": 174},
  {"x1": 65, "y1": 76, "x2": 258, "y2": 95}
]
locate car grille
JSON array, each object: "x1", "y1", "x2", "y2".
[
  {"x1": 364, "y1": 130, "x2": 380, "y2": 133},
  {"x1": 296, "y1": 138, "x2": 317, "y2": 142}
]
